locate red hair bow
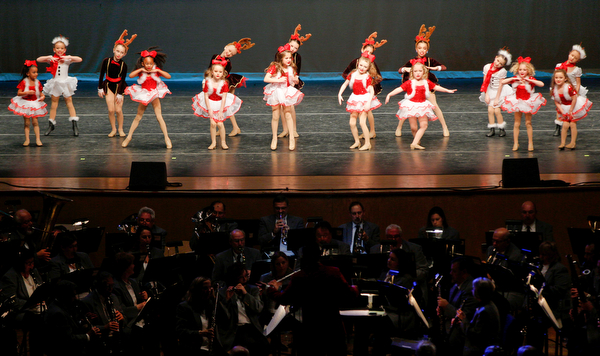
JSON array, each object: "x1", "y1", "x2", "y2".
[
  {"x1": 415, "y1": 36, "x2": 429, "y2": 43},
  {"x1": 278, "y1": 43, "x2": 291, "y2": 53},
  {"x1": 517, "y1": 56, "x2": 531, "y2": 63},
  {"x1": 24, "y1": 60, "x2": 37, "y2": 67},
  {"x1": 212, "y1": 57, "x2": 227, "y2": 66},
  {"x1": 362, "y1": 39, "x2": 375, "y2": 47},
  {"x1": 410, "y1": 58, "x2": 426, "y2": 65},
  {"x1": 290, "y1": 34, "x2": 299, "y2": 40},
  {"x1": 361, "y1": 51, "x2": 375, "y2": 62},
  {"x1": 141, "y1": 50, "x2": 157, "y2": 58},
  {"x1": 115, "y1": 40, "x2": 125, "y2": 45},
  {"x1": 234, "y1": 42, "x2": 242, "y2": 52}
]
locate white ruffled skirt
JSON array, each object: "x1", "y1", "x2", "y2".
[
  {"x1": 192, "y1": 93, "x2": 243, "y2": 122},
  {"x1": 557, "y1": 97, "x2": 593, "y2": 122},
  {"x1": 395, "y1": 99, "x2": 437, "y2": 121},
  {"x1": 125, "y1": 82, "x2": 171, "y2": 106},
  {"x1": 501, "y1": 93, "x2": 546, "y2": 114},
  {"x1": 8, "y1": 97, "x2": 48, "y2": 118},
  {"x1": 43, "y1": 77, "x2": 77, "y2": 98},
  {"x1": 346, "y1": 93, "x2": 382, "y2": 113},
  {"x1": 263, "y1": 83, "x2": 304, "y2": 107},
  {"x1": 479, "y1": 85, "x2": 513, "y2": 108}
]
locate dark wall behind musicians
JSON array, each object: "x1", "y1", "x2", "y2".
[{"x1": 0, "y1": 1, "x2": 598, "y2": 74}]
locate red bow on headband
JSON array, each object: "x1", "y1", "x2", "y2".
[
  {"x1": 24, "y1": 60, "x2": 37, "y2": 67},
  {"x1": 290, "y1": 34, "x2": 299, "y2": 40},
  {"x1": 415, "y1": 36, "x2": 429, "y2": 42},
  {"x1": 517, "y1": 56, "x2": 531, "y2": 63},
  {"x1": 410, "y1": 58, "x2": 426, "y2": 65},
  {"x1": 361, "y1": 51, "x2": 375, "y2": 62},
  {"x1": 212, "y1": 57, "x2": 227, "y2": 66},
  {"x1": 115, "y1": 40, "x2": 125, "y2": 45},
  {"x1": 141, "y1": 50, "x2": 157, "y2": 58},
  {"x1": 362, "y1": 39, "x2": 375, "y2": 47},
  {"x1": 278, "y1": 43, "x2": 291, "y2": 53},
  {"x1": 234, "y1": 42, "x2": 241, "y2": 52}
]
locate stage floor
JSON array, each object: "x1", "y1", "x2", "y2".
[{"x1": 1, "y1": 78, "x2": 599, "y2": 191}]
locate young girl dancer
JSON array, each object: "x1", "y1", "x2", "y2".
[
  {"x1": 397, "y1": 25, "x2": 449, "y2": 137},
  {"x1": 342, "y1": 32, "x2": 387, "y2": 140},
  {"x1": 98, "y1": 30, "x2": 137, "y2": 137},
  {"x1": 192, "y1": 60, "x2": 243, "y2": 150},
  {"x1": 553, "y1": 44, "x2": 588, "y2": 136},
  {"x1": 123, "y1": 47, "x2": 172, "y2": 149},
  {"x1": 209, "y1": 38, "x2": 255, "y2": 137},
  {"x1": 551, "y1": 69, "x2": 593, "y2": 150},
  {"x1": 263, "y1": 44, "x2": 304, "y2": 151},
  {"x1": 480, "y1": 49, "x2": 513, "y2": 138},
  {"x1": 500, "y1": 57, "x2": 546, "y2": 151},
  {"x1": 338, "y1": 54, "x2": 382, "y2": 151},
  {"x1": 277, "y1": 25, "x2": 311, "y2": 139},
  {"x1": 8, "y1": 60, "x2": 47, "y2": 146},
  {"x1": 386, "y1": 62, "x2": 456, "y2": 150},
  {"x1": 37, "y1": 35, "x2": 82, "y2": 136}
]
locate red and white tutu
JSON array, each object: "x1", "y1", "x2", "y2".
[
  {"x1": 502, "y1": 93, "x2": 546, "y2": 114},
  {"x1": 125, "y1": 72, "x2": 171, "y2": 106},
  {"x1": 396, "y1": 99, "x2": 437, "y2": 121},
  {"x1": 263, "y1": 66, "x2": 304, "y2": 107},
  {"x1": 8, "y1": 97, "x2": 47, "y2": 118},
  {"x1": 346, "y1": 94, "x2": 381, "y2": 113},
  {"x1": 192, "y1": 93, "x2": 242, "y2": 122},
  {"x1": 553, "y1": 85, "x2": 593, "y2": 122}
]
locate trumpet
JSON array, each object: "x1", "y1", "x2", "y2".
[{"x1": 279, "y1": 213, "x2": 288, "y2": 245}]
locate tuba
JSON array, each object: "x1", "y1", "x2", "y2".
[{"x1": 37, "y1": 192, "x2": 72, "y2": 251}]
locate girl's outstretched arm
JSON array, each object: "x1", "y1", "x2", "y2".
[
  {"x1": 36, "y1": 55, "x2": 55, "y2": 63},
  {"x1": 338, "y1": 79, "x2": 350, "y2": 105},
  {"x1": 433, "y1": 85, "x2": 457, "y2": 94},
  {"x1": 385, "y1": 86, "x2": 405, "y2": 104},
  {"x1": 129, "y1": 68, "x2": 145, "y2": 78},
  {"x1": 65, "y1": 55, "x2": 83, "y2": 63}
]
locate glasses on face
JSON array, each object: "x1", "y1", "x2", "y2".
[{"x1": 138, "y1": 218, "x2": 153, "y2": 222}]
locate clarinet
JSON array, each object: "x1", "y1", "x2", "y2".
[
  {"x1": 105, "y1": 295, "x2": 123, "y2": 354},
  {"x1": 434, "y1": 274, "x2": 446, "y2": 338},
  {"x1": 446, "y1": 298, "x2": 466, "y2": 342},
  {"x1": 567, "y1": 254, "x2": 588, "y2": 324},
  {"x1": 208, "y1": 283, "x2": 219, "y2": 352}
]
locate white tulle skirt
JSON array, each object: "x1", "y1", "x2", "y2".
[
  {"x1": 8, "y1": 97, "x2": 48, "y2": 118},
  {"x1": 395, "y1": 99, "x2": 437, "y2": 121},
  {"x1": 125, "y1": 82, "x2": 171, "y2": 106},
  {"x1": 346, "y1": 93, "x2": 381, "y2": 113},
  {"x1": 501, "y1": 93, "x2": 546, "y2": 114},
  {"x1": 479, "y1": 85, "x2": 513, "y2": 108},
  {"x1": 192, "y1": 93, "x2": 243, "y2": 122},
  {"x1": 263, "y1": 83, "x2": 304, "y2": 107},
  {"x1": 43, "y1": 77, "x2": 77, "y2": 98},
  {"x1": 556, "y1": 97, "x2": 593, "y2": 122}
]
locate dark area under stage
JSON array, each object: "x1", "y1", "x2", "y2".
[{"x1": 1, "y1": 77, "x2": 599, "y2": 188}]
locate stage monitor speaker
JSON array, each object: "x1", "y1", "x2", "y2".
[
  {"x1": 502, "y1": 158, "x2": 540, "y2": 188},
  {"x1": 128, "y1": 162, "x2": 167, "y2": 191}
]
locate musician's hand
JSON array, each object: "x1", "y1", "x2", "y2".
[
  {"x1": 437, "y1": 297, "x2": 448, "y2": 308},
  {"x1": 86, "y1": 312, "x2": 99, "y2": 321},
  {"x1": 88, "y1": 326, "x2": 101, "y2": 338},
  {"x1": 140, "y1": 291, "x2": 148, "y2": 301},
  {"x1": 226, "y1": 286, "x2": 235, "y2": 300},
  {"x1": 361, "y1": 230, "x2": 369, "y2": 241},
  {"x1": 106, "y1": 321, "x2": 120, "y2": 332},
  {"x1": 570, "y1": 288, "x2": 579, "y2": 298},
  {"x1": 456, "y1": 309, "x2": 465, "y2": 321},
  {"x1": 136, "y1": 301, "x2": 147, "y2": 310},
  {"x1": 114, "y1": 310, "x2": 124, "y2": 321},
  {"x1": 37, "y1": 249, "x2": 51, "y2": 262},
  {"x1": 235, "y1": 283, "x2": 247, "y2": 295},
  {"x1": 274, "y1": 219, "x2": 285, "y2": 234},
  {"x1": 199, "y1": 328, "x2": 214, "y2": 339},
  {"x1": 581, "y1": 300, "x2": 594, "y2": 312},
  {"x1": 436, "y1": 306, "x2": 442, "y2": 316}
]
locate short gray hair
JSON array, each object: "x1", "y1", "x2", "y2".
[
  {"x1": 138, "y1": 206, "x2": 155, "y2": 219},
  {"x1": 385, "y1": 224, "x2": 402, "y2": 235}
]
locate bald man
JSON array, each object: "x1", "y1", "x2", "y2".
[
  {"x1": 520, "y1": 201, "x2": 554, "y2": 242},
  {"x1": 486, "y1": 228, "x2": 523, "y2": 266}
]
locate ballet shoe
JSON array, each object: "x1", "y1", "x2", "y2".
[
  {"x1": 442, "y1": 128, "x2": 450, "y2": 137},
  {"x1": 289, "y1": 142, "x2": 296, "y2": 151},
  {"x1": 23, "y1": 140, "x2": 30, "y2": 147},
  {"x1": 36, "y1": 140, "x2": 43, "y2": 147},
  {"x1": 277, "y1": 131, "x2": 289, "y2": 138},
  {"x1": 119, "y1": 130, "x2": 126, "y2": 137},
  {"x1": 294, "y1": 131, "x2": 299, "y2": 138},
  {"x1": 122, "y1": 137, "x2": 131, "y2": 148},
  {"x1": 512, "y1": 144, "x2": 519, "y2": 151},
  {"x1": 349, "y1": 141, "x2": 361, "y2": 149},
  {"x1": 566, "y1": 143, "x2": 576, "y2": 150},
  {"x1": 221, "y1": 142, "x2": 229, "y2": 150},
  {"x1": 228, "y1": 128, "x2": 241, "y2": 137},
  {"x1": 359, "y1": 144, "x2": 371, "y2": 151},
  {"x1": 358, "y1": 133, "x2": 364, "y2": 139},
  {"x1": 410, "y1": 143, "x2": 425, "y2": 150},
  {"x1": 271, "y1": 138, "x2": 277, "y2": 151},
  {"x1": 165, "y1": 138, "x2": 172, "y2": 149},
  {"x1": 108, "y1": 130, "x2": 117, "y2": 138},
  {"x1": 558, "y1": 144, "x2": 565, "y2": 150},
  {"x1": 370, "y1": 132, "x2": 376, "y2": 139},
  {"x1": 528, "y1": 144, "x2": 534, "y2": 152},
  {"x1": 395, "y1": 127, "x2": 402, "y2": 137},
  {"x1": 208, "y1": 142, "x2": 216, "y2": 150}
]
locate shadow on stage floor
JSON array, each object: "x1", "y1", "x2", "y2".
[{"x1": 1, "y1": 78, "x2": 599, "y2": 192}]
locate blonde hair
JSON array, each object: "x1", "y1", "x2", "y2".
[
  {"x1": 204, "y1": 63, "x2": 228, "y2": 79},
  {"x1": 353, "y1": 56, "x2": 382, "y2": 84},
  {"x1": 510, "y1": 61, "x2": 535, "y2": 76},
  {"x1": 264, "y1": 50, "x2": 297, "y2": 76},
  {"x1": 409, "y1": 62, "x2": 429, "y2": 80}
]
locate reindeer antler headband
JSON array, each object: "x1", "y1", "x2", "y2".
[
  {"x1": 362, "y1": 32, "x2": 387, "y2": 51},
  {"x1": 290, "y1": 24, "x2": 312, "y2": 45},
  {"x1": 229, "y1": 38, "x2": 256, "y2": 54},
  {"x1": 114, "y1": 30, "x2": 138, "y2": 53},
  {"x1": 415, "y1": 25, "x2": 436, "y2": 47}
]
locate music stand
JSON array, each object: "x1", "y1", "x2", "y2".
[
  {"x1": 234, "y1": 219, "x2": 260, "y2": 245},
  {"x1": 481, "y1": 262, "x2": 526, "y2": 292},
  {"x1": 354, "y1": 253, "x2": 391, "y2": 280},
  {"x1": 195, "y1": 232, "x2": 230, "y2": 255},
  {"x1": 330, "y1": 228, "x2": 344, "y2": 241},
  {"x1": 105, "y1": 232, "x2": 130, "y2": 258},
  {"x1": 143, "y1": 254, "x2": 195, "y2": 286},
  {"x1": 377, "y1": 281, "x2": 410, "y2": 311},
  {"x1": 287, "y1": 228, "x2": 315, "y2": 253},
  {"x1": 21, "y1": 283, "x2": 52, "y2": 311},
  {"x1": 60, "y1": 268, "x2": 96, "y2": 295}
]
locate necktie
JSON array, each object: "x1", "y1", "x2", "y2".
[
  {"x1": 353, "y1": 224, "x2": 361, "y2": 253},
  {"x1": 526, "y1": 225, "x2": 531, "y2": 232}
]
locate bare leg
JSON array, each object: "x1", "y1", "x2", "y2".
[
  {"x1": 567, "y1": 122, "x2": 577, "y2": 149},
  {"x1": 64, "y1": 96, "x2": 77, "y2": 117},
  {"x1": 487, "y1": 106, "x2": 496, "y2": 126},
  {"x1": 105, "y1": 90, "x2": 118, "y2": 136},
  {"x1": 284, "y1": 106, "x2": 295, "y2": 150},
  {"x1": 271, "y1": 105, "x2": 280, "y2": 150},
  {"x1": 23, "y1": 117, "x2": 31, "y2": 146},
  {"x1": 228, "y1": 88, "x2": 241, "y2": 136},
  {"x1": 349, "y1": 113, "x2": 360, "y2": 149},
  {"x1": 559, "y1": 122, "x2": 569, "y2": 149},
  {"x1": 45, "y1": 96, "x2": 60, "y2": 135},
  {"x1": 409, "y1": 117, "x2": 419, "y2": 138},
  {"x1": 218, "y1": 122, "x2": 228, "y2": 149},
  {"x1": 358, "y1": 112, "x2": 371, "y2": 150},
  {"x1": 151, "y1": 99, "x2": 172, "y2": 148},
  {"x1": 278, "y1": 106, "x2": 289, "y2": 138},
  {"x1": 208, "y1": 120, "x2": 217, "y2": 150},
  {"x1": 367, "y1": 110, "x2": 375, "y2": 138},
  {"x1": 494, "y1": 107, "x2": 504, "y2": 125},
  {"x1": 396, "y1": 119, "x2": 406, "y2": 137},
  {"x1": 410, "y1": 116, "x2": 428, "y2": 149},
  {"x1": 122, "y1": 103, "x2": 147, "y2": 147},
  {"x1": 291, "y1": 105, "x2": 299, "y2": 137},
  {"x1": 429, "y1": 93, "x2": 449, "y2": 136},
  {"x1": 513, "y1": 112, "x2": 522, "y2": 151},
  {"x1": 525, "y1": 113, "x2": 533, "y2": 151},
  {"x1": 32, "y1": 118, "x2": 42, "y2": 146}
]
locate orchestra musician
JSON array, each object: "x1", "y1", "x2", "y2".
[
  {"x1": 258, "y1": 195, "x2": 304, "y2": 253},
  {"x1": 212, "y1": 229, "x2": 261, "y2": 286},
  {"x1": 48, "y1": 231, "x2": 95, "y2": 280},
  {"x1": 339, "y1": 201, "x2": 380, "y2": 254}
]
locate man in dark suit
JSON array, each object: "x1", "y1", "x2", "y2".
[
  {"x1": 520, "y1": 201, "x2": 554, "y2": 242},
  {"x1": 486, "y1": 228, "x2": 524, "y2": 266},
  {"x1": 212, "y1": 229, "x2": 261, "y2": 286},
  {"x1": 137, "y1": 206, "x2": 168, "y2": 250},
  {"x1": 48, "y1": 232, "x2": 95, "y2": 280},
  {"x1": 339, "y1": 201, "x2": 380, "y2": 254},
  {"x1": 258, "y1": 195, "x2": 304, "y2": 253},
  {"x1": 315, "y1": 221, "x2": 350, "y2": 256}
]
